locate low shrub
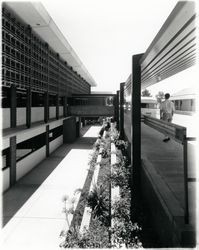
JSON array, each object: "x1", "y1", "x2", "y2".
[{"x1": 87, "y1": 183, "x2": 109, "y2": 226}]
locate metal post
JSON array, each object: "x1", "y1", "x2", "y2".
[{"x1": 183, "y1": 138, "x2": 189, "y2": 224}]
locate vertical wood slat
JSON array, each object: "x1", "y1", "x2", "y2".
[{"x1": 119, "y1": 82, "x2": 125, "y2": 139}]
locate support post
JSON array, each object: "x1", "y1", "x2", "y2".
[
  {"x1": 119, "y1": 82, "x2": 125, "y2": 139},
  {"x1": 46, "y1": 125, "x2": 49, "y2": 157},
  {"x1": 76, "y1": 117, "x2": 81, "y2": 138},
  {"x1": 9, "y1": 136, "x2": 16, "y2": 187},
  {"x1": 131, "y1": 53, "x2": 143, "y2": 221},
  {"x1": 10, "y1": 85, "x2": 16, "y2": 128},
  {"x1": 56, "y1": 94, "x2": 59, "y2": 120},
  {"x1": 183, "y1": 139, "x2": 189, "y2": 224},
  {"x1": 63, "y1": 96, "x2": 67, "y2": 117},
  {"x1": 26, "y1": 87, "x2": 31, "y2": 128},
  {"x1": 116, "y1": 90, "x2": 120, "y2": 129},
  {"x1": 44, "y1": 92, "x2": 49, "y2": 123}
]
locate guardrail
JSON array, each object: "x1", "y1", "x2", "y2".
[{"x1": 143, "y1": 115, "x2": 196, "y2": 224}]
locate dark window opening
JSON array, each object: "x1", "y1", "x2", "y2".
[
  {"x1": 2, "y1": 148, "x2": 10, "y2": 170},
  {"x1": 49, "y1": 125, "x2": 63, "y2": 142},
  {"x1": 1, "y1": 86, "x2": 10, "y2": 108},
  {"x1": 32, "y1": 92, "x2": 44, "y2": 107},
  {"x1": 49, "y1": 94, "x2": 56, "y2": 106},
  {"x1": 17, "y1": 89, "x2": 27, "y2": 107},
  {"x1": 141, "y1": 103, "x2": 147, "y2": 108},
  {"x1": 59, "y1": 97, "x2": 64, "y2": 106},
  {"x1": 16, "y1": 132, "x2": 46, "y2": 162}
]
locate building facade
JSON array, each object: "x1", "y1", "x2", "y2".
[{"x1": 1, "y1": 3, "x2": 94, "y2": 192}]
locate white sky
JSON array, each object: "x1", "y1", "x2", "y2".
[{"x1": 23, "y1": 0, "x2": 199, "y2": 95}]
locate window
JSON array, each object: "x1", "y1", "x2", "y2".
[
  {"x1": 1, "y1": 148, "x2": 9, "y2": 170},
  {"x1": 32, "y1": 91, "x2": 44, "y2": 107},
  {"x1": 49, "y1": 125, "x2": 63, "y2": 142},
  {"x1": 1, "y1": 86, "x2": 10, "y2": 108},
  {"x1": 49, "y1": 94, "x2": 56, "y2": 106},
  {"x1": 16, "y1": 132, "x2": 46, "y2": 162},
  {"x1": 17, "y1": 89, "x2": 27, "y2": 107}
]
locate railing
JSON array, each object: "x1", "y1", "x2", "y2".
[{"x1": 143, "y1": 115, "x2": 196, "y2": 224}]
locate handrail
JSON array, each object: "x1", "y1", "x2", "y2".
[{"x1": 143, "y1": 115, "x2": 186, "y2": 144}]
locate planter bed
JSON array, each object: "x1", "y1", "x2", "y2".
[{"x1": 60, "y1": 122, "x2": 143, "y2": 248}]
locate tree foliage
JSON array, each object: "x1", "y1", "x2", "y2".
[
  {"x1": 141, "y1": 89, "x2": 152, "y2": 97},
  {"x1": 155, "y1": 91, "x2": 165, "y2": 103}
]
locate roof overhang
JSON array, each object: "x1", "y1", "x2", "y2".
[{"x1": 5, "y1": 2, "x2": 97, "y2": 87}]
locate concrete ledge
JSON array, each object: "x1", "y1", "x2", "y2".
[{"x1": 141, "y1": 158, "x2": 196, "y2": 247}]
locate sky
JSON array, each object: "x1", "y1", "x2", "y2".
[
  {"x1": 11, "y1": 0, "x2": 199, "y2": 96},
  {"x1": 40, "y1": 0, "x2": 198, "y2": 96}
]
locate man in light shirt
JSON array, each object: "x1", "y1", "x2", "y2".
[{"x1": 160, "y1": 93, "x2": 175, "y2": 142}]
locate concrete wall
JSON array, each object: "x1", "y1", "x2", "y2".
[
  {"x1": 141, "y1": 108, "x2": 160, "y2": 119},
  {"x1": 49, "y1": 135, "x2": 63, "y2": 154},
  {"x1": 59, "y1": 106, "x2": 63, "y2": 117},
  {"x1": 16, "y1": 125, "x2": 46, "y2": 145},
  {"x1": 2, "y1": 108, "x2": 10, "y2": 129},
  {"x1": 31, "y1": 107, "x2": 44, "y2": 123},
  {"x1": 49, "y1": 119, "x2": 63, "y2": 130},
  {"x1": 2, "y1": 168, "x2": 10, "y2": 192},
  {"x1": 69, "y1": 105, "x2": 114, "y2": 116},
  {"x1": 2, "y1": 117, "x2": 77, "y2": 191},
  {"x1": 49, "y1": 107, "x2": 56, "y2": 119},
  {"x1": 140, "y1": 159, "x2": 195, "y2": 247},
  {"x1": 124, "y1": 111, "x2": 131, "y2": 143},
  {"x1": 63, "y1": 117, "x2": 76, "y2": 143},
  {"x1": 16, "y1": 146, "x2": 46, "y2": 181},
  {"x1": 17, "y1": 108, "x2": 26, "y2": 126}
]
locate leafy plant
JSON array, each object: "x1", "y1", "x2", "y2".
[
  {"x1": 60, "y1": 125, "x2": 143, "y2": 248},
  {"x1": 87, "y1": 183, "x2": 109, "y2": 226},
  {"x1": 111, "y1": 196, "x2": 142, "y2": 248},
  {"x1": 60, "y1": 218, "x2": 110, "y2": 248}
]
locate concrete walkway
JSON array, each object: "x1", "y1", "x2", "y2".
[{"x1": 1, "y1": 125, "x2": 101, "y2": 250}]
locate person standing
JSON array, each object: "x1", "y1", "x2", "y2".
[{"x1": 160, "y1": 93, "x2": 175, "y2": 142}]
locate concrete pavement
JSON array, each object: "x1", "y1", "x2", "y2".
[{"x1": 1, "y1": 125, "x2": 101, "y2": 250}]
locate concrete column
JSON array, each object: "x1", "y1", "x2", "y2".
[
  {"x1": 63, "y1": 96, "x2": 67, "y2": 117},
  {"x1": 82, "y1": 117, "x2": 86, "y2": 126},
  {"x1": 56, "y1": 94, "x2": 59, "y2": 120},
  {"x1": 44, "y1": 92, "x2": 49, "y2": 123},
  {"x1": 9, "y1": 136, "x2": 16, "y2": 187},
  {"x1": 26, "y1": 87, "x2": 31, "y2": 128},
  {"x1": 63, "y1": 117, "x2": 76, "y2": 143},
  {"x1": 76, "y1": 117, "x2": 81, "y2": 138},
  {"x1": 10, "y1": 85, "x2": 16, "y2": 128},
  {"x1": 46, "y1": 125, "x2": 49, "y2": 157},
  {"x1": 119, "y1": 83, "x2": 125, "y2": 139}
]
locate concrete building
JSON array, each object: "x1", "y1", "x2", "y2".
[
  {"x1": 1, "y1": 2, "x2": 97, "y2": 192},
  {"x1": 170, "y1": 88, "x2": 196, "y2": 114}
]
